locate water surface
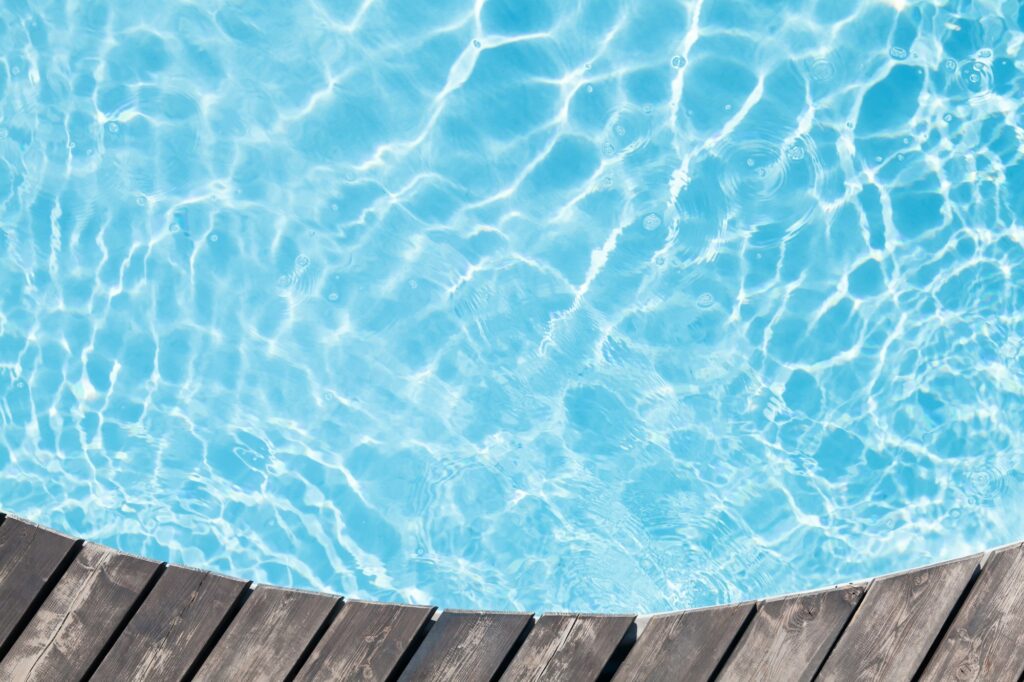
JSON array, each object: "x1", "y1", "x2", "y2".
[{"x1": 1, "y1": 0, "x2": 1023, "y2": 612}]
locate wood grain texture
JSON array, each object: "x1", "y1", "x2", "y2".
[
  {"x1": 295, "y1": 600, "x2": 436, "y2": 682},
  {"x1": 501, "y1": 613, "x2": 635, "y2": 682},
  {"x1": 0, "y1": 517, "x2": 78, "y2": 653},
  {"x1": 818, "y1": 555, "x2": 979, "y2": 681},
  {"x1": 398, "y1": 610, "x2": 533, "y2": 682},
  {"x1": 716, "y1": 584, "x2": 866, "y2": 682},
  {"x1": 91, "y1": 564, "x2": 248, "y2": 681},
  {"x1": 0, "y1": 543, "x2": 160, "y2": 682},
  {"x1": 611, "y1": 602, "x2": 754, "y2": 682},
  {"x1": 920, "y1": 543, "x2": 1024, "y2": 681},
  {"x1": 194, "y1": 585, "x2": 338, "y2": 682}
]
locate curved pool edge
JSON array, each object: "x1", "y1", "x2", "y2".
[{"x1": 0, "y1": 510, "x2": 1022, "y2": 679}]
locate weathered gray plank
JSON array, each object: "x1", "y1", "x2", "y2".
[
  {"x1": 194, "y1": 585, "x2": 338, "y2": 682},
  {"x1": 611, "y1": 602, "x2": 754, "y2": 682},
  {"x1": 91, "y1": 564, "x2": 248, "y2": 680},
  {"x1": 501, "y1": 613, "x2": 634, "y2": 682},
  {"x1": 716, "y1": 584, "x2": 865, "y2": 682},
  {"x1": 920, "y1": 543, "x2": 1024, "y2": 681},
  {"x1": 295, "y1": 599, "x2": 436, "y2": 681},
  {"x1": 398, "y1": 610, "x2": 533, "y2": 682},
  {"x1": 818, "y1": 554, "x2": 979, "y2": 681},
  {"x1": 0, "y1": 543, "x2": 160, "y2": 681},
  {"x1": 0, "y1": 517, "x2": 78, "y2": 654}
]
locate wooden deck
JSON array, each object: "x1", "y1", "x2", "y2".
[{"x1": 1, "y1": 512, "x2": 1023, "y2": 680}]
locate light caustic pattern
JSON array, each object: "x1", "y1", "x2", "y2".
[{"x1": 1, "y1": 0, "x2": 1024, "y2": 613}]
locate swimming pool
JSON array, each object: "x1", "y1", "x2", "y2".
[{"x1": 1, "y1": 0, "x2": 1022, "y2": 614}]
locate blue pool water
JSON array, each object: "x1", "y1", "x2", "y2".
[{"x1": 2, "y1": 0, "x2": 1024, "y2": 614}]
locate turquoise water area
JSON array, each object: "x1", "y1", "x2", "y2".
[{"x1": 2, "y1": 0, "x2": 1024, "y2": 614}]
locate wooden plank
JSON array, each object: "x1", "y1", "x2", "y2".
[
  {"x1": 716, "y1": 584, "x2": 865, "y2": 682},
  {"x1": 0, "y1": 543, "x2": 160, "y2": 681},
  {"x1": 501, "y1": 613, "x2": 634, "y2": 681},
  {"x1": 194, "y1": 585, "x2": 339, "y2": 681},
  {"x1": 398, "y1": 610, "x2": 533, "y2": 682},
  {"x1": 920, "y1": 543, "x2": 1024, "y2": 681},
  {"x1": 611, "y1": 602, "x2": 754, "y2": 682},
  {"x1": 818, "y1": 554, "x2": 979, "y2": 681},
  {"x1": 0, "y1": 517, "x2": 78, "y2": 654},
  {"x1": 295, "y1": 599, "x2": 436, "y2": 681},
  {"x1": 90, "y1": 564, "x2": 248, "y2": 680}
]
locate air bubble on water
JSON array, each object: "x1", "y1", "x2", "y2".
[
  {"x1": 875, "y1": 155, "x2": 883, "y2": 162},
  {"x1": 209, "y1": 233, "x2": 219, "y2": 242},
  {"x1": 472, "y1": 39, "x2": 481, "y2": 48},
  {"x1": 296, "y1": 254, "x2": 310, "y2": 268},
  {"x1": 786, "y1": 145, "x2": 805, "y2": 161},
  {"x1": 897, "y1": 153, "x2": 904, "y2": 161},
  {"x1": 810, "y1": 58, "x2": 835, "y2": 82},
  {"x1": 957, "y1": 59, "x2": 994, "y2": 98},
  {"x1": 944, "y1": 58, "x2": 957, "y2": 71},
  {"x1": 642, "y1": 213, "x2": 662, "y2": 231},
  {"x1": 697, "y1": 293, "x2": 714, "y2": 308},
  {"x1": 602, "y1": 176, "x2": 613, "y2": 187},
  {"x1": 586, "y1": 84, "x2": 594, "y2": 93},
  {"x1": 724, "y1": 103, "x2": 733, "y2": 111},
  {"x1": 614, "y1": 125, "x2": 626, "y2": 137},
  {"x1": 68, "y1": 142, "x2": 75, "y2": 149},
  {"x1": 978, "y1": 48, "x2": 993, "y2": 59},
  {"x1": 655, "y1": 256, "x2": 665, "y2": 266},
  {"x1": 745, "y1": 158, "x2": 755, "y2": 167},
  {"x1": 136, "y1": 196, "x2": 146, "y2": 206},
  {"x1": 889, "y1": 46, "x2": 908, "y2": 60},
  {"x1": 327, "y1": 292, "x2": 339, "y2": 301},
  {"x1": 671, "y1": 55, "x2": 685, "y2": 68},
  {"x1": 602, "y1": 142, "x2": 616, "y2": 157},
  {"x1": 277, "y1": 275, "x2": 291, "y2": 288},
  {"x1": 409, "y1": 279, "x2": 418, "y2": 289},
  {"x1": 902, "y1": 137, "x2": 910, "y2": 144},
  {"x1": 943, "y1": 113, "x2": 953, "y2": 122},
  {"x1": 108, "y1": 122, "x2": 119, "y2": 132}
]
